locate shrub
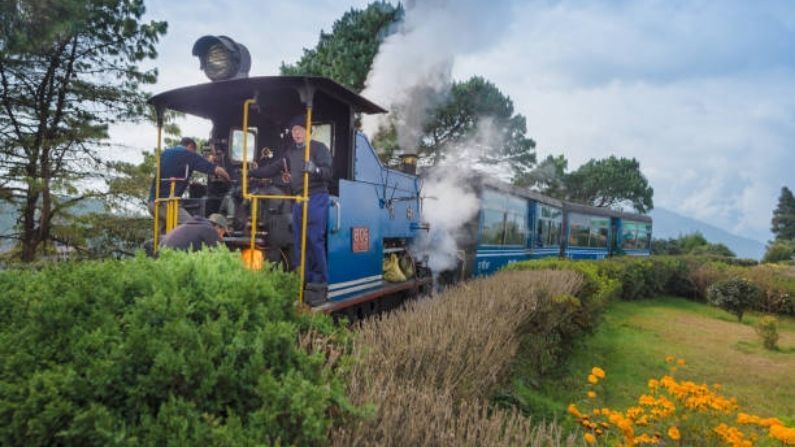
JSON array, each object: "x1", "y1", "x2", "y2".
[
  {"x1": 707, "y1": 277, "x2": 762, "y2": 322},
  {"x1": 763, "y1": 240, "x2": 795, "y2": 264},
  {"x1": 0, "y1": 249, "x2": 353, "y2": 446},
  {"x1": 755, "y1": 316, "x2": 780, "y2": 350},
  {"x1": 331, "y1": 269, "x2": 584, "y2": 446}
]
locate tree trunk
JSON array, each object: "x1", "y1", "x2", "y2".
[{"x1": 20, "y1": 188, "x2": 40, "y2": 262}]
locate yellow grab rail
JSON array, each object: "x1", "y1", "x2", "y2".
[
  {"x1": 240, "y1": 99, "x2": 312, "y2": 306},
  {"x1": 153, "y1": 125, "x2": 163, "y2": 252},
  {"x1": 297, "y1": 107, "x2": 312, "y2": 306}
]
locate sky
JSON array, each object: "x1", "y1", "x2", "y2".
[{"x1": 111, "y1": 0, "x2": 795, "y2": 244}]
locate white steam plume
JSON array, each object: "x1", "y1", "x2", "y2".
[
  {"x1": 411, "y1": 166, "x2": 480, "y2": 274},
  {"x1": 361, "y1": 0, "x2": 512, "y2": 150}
]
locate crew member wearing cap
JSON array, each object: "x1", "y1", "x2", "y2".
[
  {"x1": 251, "y1": 115, "x2": 333, "y2": 291},
  {"x1": 148, "y1": 136, "x2": 231, "y2": 231},
  {"x1": 160, "y1": 213, "x2": 230, "y2": 252}
]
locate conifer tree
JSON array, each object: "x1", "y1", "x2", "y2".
[{"x1": 771, "y1": 186, "x2": 795, "y2": 241}]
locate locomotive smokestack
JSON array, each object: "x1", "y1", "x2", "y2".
[{"x1": 399, "y1": 152, "x2": 418, "y2": 175}]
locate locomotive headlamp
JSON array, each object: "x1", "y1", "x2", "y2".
[{"x1": 192, "y1": 35, "x2": 251, "y2": 81}]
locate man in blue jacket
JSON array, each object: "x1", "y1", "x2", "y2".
[
  {"x1": 148, "y1": 137, "x2": 231, "y2": 230},
  {"x1": 251, "y1": 115, "x2": 332, "y2": 302}
]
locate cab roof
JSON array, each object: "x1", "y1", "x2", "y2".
[{"x1": 148, "y1": 76, "x2": 387, "y2": 120}]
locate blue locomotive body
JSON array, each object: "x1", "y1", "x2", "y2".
[{"x1": 326, "y1": 133, "x2": 424, "y2": 302}]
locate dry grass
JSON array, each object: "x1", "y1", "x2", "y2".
[{"x1": 330, "y1": 269, "x2": 585, "y2": 446}]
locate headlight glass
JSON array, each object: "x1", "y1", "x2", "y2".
[{"x1": 204, "y1": 43, "x2": 236, "y2": 80}]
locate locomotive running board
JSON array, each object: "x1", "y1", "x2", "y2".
[{"x1": 313, "y1": 277, "x2": 433, "y2": 314}]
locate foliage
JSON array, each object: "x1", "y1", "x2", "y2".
[
  {"x1": 755, "y1": 316, "x2": 780, "y2": 350},
  {"x1": 707, "y1": 277, "x2": 762, "y2": 322},
  {"x1": 771, "y1": 186, "x2": 795, "y2": 241},
  {"x1": 652, "y1": 232, "x2": 736, "y2": 258},
  {"x1": 516, "y1": 154, "x2": 653, "y2": 214},
  {"x1": 570, "y1": 360, "x2": 795, "y2": 446},
  {"x1": 0, "y1": 249, "x2": 354, "y2": 445},
  {"x1": 280, "y1": 2, "x2": 403, "y2": 92},
  {"x1": 503, "y1": 260, "x2": 619, "y2": 419},
  {"x1": 564, "y1": 156, "x2": 654, "y2": 213},
  {"x1": 331, "y1": 269, "x2": 582, "y2": 446},
  {"x1": 0, "y1": 0, "x2": 167, "y2": 261},
  {"x1": 417, "y1": 76, "x2": 537, "y2": 178},
  {"x1": 517, "y1": 154, "x2": 568, "y2": 198},
  {"x1": 763, "y1": 240, "x2": 795, "y2": 263}
]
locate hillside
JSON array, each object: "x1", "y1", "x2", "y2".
[
  {"x1": 650, "y1": 207, "x2": 766, "y2": 259},
  {"x1": 533, "y1": 297, "x2": 795, "y2": 425}
]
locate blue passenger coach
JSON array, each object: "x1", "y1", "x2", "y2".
[{"x1": 454, "y1": 177, "x2": 651, "y2": 279}]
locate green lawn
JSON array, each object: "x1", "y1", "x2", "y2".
[{"x1": 517, "y1": 297, "x2": 795, "y2": 425}]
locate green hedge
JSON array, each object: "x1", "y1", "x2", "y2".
[
  {"x1": 505, "y1": 259, "x2": 619, "y2": 377},
  {"x1": 511, "y1": 255, "x2": 794, "y2": 316},
  {"x1": 0, "y1": 249, "x2": 353, "y2": 446}
]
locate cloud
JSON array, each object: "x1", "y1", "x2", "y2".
[
  {"x1": 109, "y1": 0, "x2": 795, "y2": 244},
  {"x1": 452, "y1": 0, "x2": 795, "y2": 243}
]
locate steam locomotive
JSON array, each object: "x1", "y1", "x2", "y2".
[{"x1": 148, "y1": 36, "x2": 651, "y2": 319}]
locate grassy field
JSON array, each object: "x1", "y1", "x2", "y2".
[{"x1": 520, "y1": 296, "x2": 795, "y2": 425}]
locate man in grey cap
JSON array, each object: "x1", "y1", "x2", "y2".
[
  {"x1": 159, "y1": 213, "x2": 230, "y2": 252},
  {"x1": 250, "y1": 114, "x2": 332, "y2": 304}
]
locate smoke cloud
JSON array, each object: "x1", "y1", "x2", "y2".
[
  {"x1": 410, "y1": 166, "x2": 480, "y2": 274},
  {"x1": 361, "y1": 0, "x2": 512, "y2": 150}
]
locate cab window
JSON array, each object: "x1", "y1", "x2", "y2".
[{"x1": 230, "y1": 128, "x2": 257, "y2": 163}]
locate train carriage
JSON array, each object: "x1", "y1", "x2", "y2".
[
  {"x1": 617, "y1": 213, "x2": 653, "y2": 256},
  {"x1": 562, "y1": 202, "x2": 621, "y2": 260},
  {"x1": 445, "y1": 175, "x2": 652, "y2": 281}
]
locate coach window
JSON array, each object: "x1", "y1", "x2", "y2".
[
  {"x1": 590, "y1": 217, "x2": 609, "y2": 247},
  {"x1": 635, "y1": 223, "x2": 651, "y2": 250},
  {"x1": 568, "y1": 213, "x2": 590, "y2": 247},
  {"x1": 622, "y1": 222, "x2": 638, "y2": 249},
  {"x1": 481, "y1": 209, "x2": 505, "y2": 245},
  {"x1": 538, "y1": 205, "x2": 562, "y2": 247},
  {"x1": 504, "y1": 196, "x2": 528, "y2": 246}
]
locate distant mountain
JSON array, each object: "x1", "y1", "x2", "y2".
[{"x1": 649, "y1": 207, "x2": 766, "y2": 260}]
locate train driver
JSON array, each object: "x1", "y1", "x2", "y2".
[{"x1": 250, "y1": 115, "x2": 333, "y2": 293}]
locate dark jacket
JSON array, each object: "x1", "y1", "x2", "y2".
[
  {"x1": 160, "y1": 216, "x2": 222, "y2": 251},
  {"x1": 251, "y1": 140, "x2": 332, "y2": 195},
  {"x1": 148, "y1": 146, "x2": 217, "y2": 201}
]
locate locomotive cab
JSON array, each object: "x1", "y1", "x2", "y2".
[{"x1": 149, "y1": 75, "x2": 432, "y2": 311}]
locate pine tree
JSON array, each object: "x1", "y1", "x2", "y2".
[
  {"x1": 0, "y1": 0, "x2": 167, "y2": 261},
  {"x1": 771, "y1": 186, "x2": 795, "y2": 241}
]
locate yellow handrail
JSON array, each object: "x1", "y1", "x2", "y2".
[
  {"x1": 297, "y1": 106, "x2": 312, "y2": 306},
  {"x1": 240, "y1": 99, "x2": 312, "y2": 306},
  {"x1": 166, "y1": 180, "x2": 178, "y2": 233},
  {"x1": 153, "y1": 125, "x2": 163, "y2": 252}
]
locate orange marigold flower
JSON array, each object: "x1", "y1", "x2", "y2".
[
  {"x1": 668, "y1": 426, "x2": 681, "y2": 441},
  {"x1": 568, "y1": 403, "x2": 584, "y2": 418},
  {"x1": 770, "y1": 424, "x2": 795, "y2": 445},
  {"x1": 584, "y1": 432, "x2": 597, "y2": 445},
  {"x1": 676, "y1": 358, "x2": 686, "y2": 366},
  {"x1": 592, "y1": 367, "x2": 606, "y2": 379},
  {"x1": 665, "y1": 355, "x2": 675, "y2": 363},
  {"x1": 648, "y1": 379, "x2": 659, "y2": 390},
  {"x1": 588, "y1": 391, "x2": 597, "y2": 399},
  {"x1": 588, "y1": 374, "x2": 599, "y2": 384}
]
